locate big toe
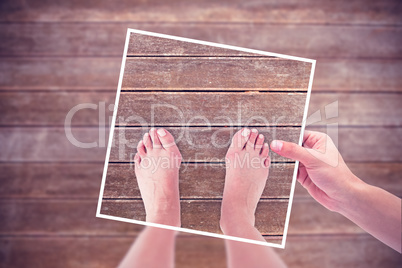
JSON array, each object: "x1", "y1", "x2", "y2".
[
  {"x1": 230, "y1": 128, "x2": 251, "y2": 150},
  {"x1": 149, "y1": 128, "x2": 162, "y2": 148},
  {"x1": 156, "y1": 128, "x2": 177, "y2": 150}
]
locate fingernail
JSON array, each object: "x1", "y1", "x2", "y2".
[
  {"x1": 252, "y1": 128, "x2": 258, "y2": 133},
  {"x1": 271, "y1": 140, "x2": 283, "y2": 151},
  {"x1": 157, "y1": 128, "x2": 166, "y2": 137},
  {"x1": 242, "y1": 128, "x2": 251, "y2": 137}
]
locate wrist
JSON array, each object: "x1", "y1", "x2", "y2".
[{"x1": 332, "y1": 173, "x2": 368, "y2": 216}]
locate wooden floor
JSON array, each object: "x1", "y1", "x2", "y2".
[{"x1": 1, "y1": 0, "x2": 402, "y2": 267}]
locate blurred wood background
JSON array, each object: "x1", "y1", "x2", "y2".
[{"x1": 0, "y1": 0, "x2": 401, "y2": 267}]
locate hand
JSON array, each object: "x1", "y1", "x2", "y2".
[{"x1": 270, "y1": 130, "x2": 362, "y2": 212}]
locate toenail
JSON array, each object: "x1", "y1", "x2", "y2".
[
  {"x1": 150, "y1": 128, "x2": 156, "y2": 132},
  {"x1": 242, "y1": 128, "x2": 251, "y2": 137},
  {"x1": 144, "y1": 133, "x2": 149, "y2": 138},
  {"x1": 259, "y1": 134, "x2": 263, "y2": 139},
  {"x1": 252, "y1": 129, "x2": 258, "y2": 133},
  {"x1": 157, "y1": 128, "x2": 166, "y2": 137}
]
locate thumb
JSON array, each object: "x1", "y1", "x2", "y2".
[{"x1": 270, "y1": 140, "x2": 315, "y2": 165}]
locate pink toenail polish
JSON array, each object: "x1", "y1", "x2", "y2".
[
  {"x1": 157, "y1": 129, "x2": 166, "y2": 137},
  {"x1": 242, "y1": 128, "x2": 250, "y2": 137}
]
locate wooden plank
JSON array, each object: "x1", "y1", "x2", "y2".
[
  {"x1": 278, "y1": 235, "x2": 402, "y2": 268},
  {"x1": 104, "y1": 163, "x2": 294, "y2": 199},
  {"x1": 1, "y1": 127, "x2": 401, "y2": 162},
  {"x1": 1, "y1": 162, "x2": 401, "y2": 199},
  {"x1": 101, "y1": 199, "x2": 288, "y2": 235},
  {"x1": 127, "y1": 32, "x2": 265, "y2": 57},
  {"x1": 0, "y1": 128, "x2": 109, "y2": 162},
  {"x1": 306, "y1": 126, "x2": 402, "y2": 162},
  {"x1": 0, "y1": 198, "x2": 366, "y2": 236},
  {"x1": 0, "y1": 235, "x2": 399, "y2": 268},
  {"x1": 0, "y1": 58, "x2": 121, "y2": 90},
  {"x1": 127, "y1": 28, "x2": 402, "y2": 58},
  {"x1": 1, "y1": 24, "x2": 401, "y2": 58},
  {"x1": 308, "y1": 93, "x2": 402, "y2": 126},
  {"x1": 1, "y1": 92, "x2": 401, "y2": 127},
  {"x1": 110, "y1": 127, "x2": 300, "y2": 163},
  {"x1": 0, "y1": 92, "x2": 114, "y2": 126},
  {"x1": 0, "y1": 58, "x2": 401, "y2": 91},
  {"x1": 121, "y1": 58, "x2": 311, "y2": 90},
  {"x1": 0, "y1": 199, "x2": 144, "y2": 235},
  {"x1": 0, "y1": 0, "x2": 400, "y2": 25},
  {"x1": 0, "y1": 163, "x2": 104, "y2": 198},
  {"x1": 116, "y1": 92, "x2": 307, "y2": 127}
]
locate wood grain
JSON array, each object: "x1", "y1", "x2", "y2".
[
  {"x1": 0, "y1": 163, "x2": 105, "y2": 198},
  {"x1": 116, "y1": 92, "x2": 307, "y2": 126},
  {"x1": 0, "y1": 0, "x2": 400, "y2": 25},
  {"x1": 0, "y1": 198, "x2": 365, "y2": 236},
  {"x1": 1, "y1": 235, "x2": 400, "y2": 268},
  {"x1": 1, "y1": 1, "x2": 401, "y2": 267},
  {"x1": 0, "y1": 92, "x2": 114, "y2": 126},
  {"x1": 1, "y1": 127, "x2": 401, "y2": 162},
  {"x1": 0, "y1": 58, "x2": 121, "y2": 90},
  {"x1": 307, "y1": 93, "x2": 402, "y2": 126},
  {"x1": 1, "y1": 92, "x2": 401, "y2": 126},
  {"x1": 121, "y1": 57, "x2": 311, "y2": 90},
  {"x1": 1, "y1": 24, "x2": 401, "y2": 58},
  {"x1": 1, "y1": 58, "x2": 400, "y2": 91},
  {"x1": 278, "y1": 235, "x2": 402, "y2": 268},
  {"x1": 104, "y1": 163, "x2": 294, "y2": 199},
  {"x1": 1, "y1": 162, "x2": 401, "y2": 199},
  {"x1": 101, "y1": 199, "x2": 288, "y2": 235},
  {"x1": 110, "y1": 126, "x2": 300, "y2": 163},
  {"x1": 1, "y1": 162, "x2": 400, "y2": 199}
]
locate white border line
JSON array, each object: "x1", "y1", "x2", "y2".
[
  {"x1": 96, "y1": 28, "x2": 316, "y2": 249},
  {"x1": 96, "y1": 29, "x2": 131, "y2": 216},
  {"x1": 280, "y1": 60, "x2": 316, "y2": 248}
]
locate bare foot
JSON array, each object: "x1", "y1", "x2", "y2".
[
  {"x1": 134, "y1": 128, "x2": 182, "y2": 227},
  {"x1": 220, "y1": 128, "x2": 270, "y2": 234}
]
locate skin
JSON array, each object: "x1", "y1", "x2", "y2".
[
  {"x1": 271, "y1": 130, "x2": 402, "y2": 253},
  {"x1": 118, "y1": 128, "x2": 401, "y2": 268},
  {"x1": 220, "y1": 128, "x2": 287, "y2": 268},
  {"x1": 118, "y1": 128, "x2": 288, "y2": 268},
  {"x1": 118, "y1": 128, "x2": 181, "y2": 268}
]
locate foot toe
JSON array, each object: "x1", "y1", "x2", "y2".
[
  {"x1": 264, "y1": 157, "x2": 271, "y2": 167},
  {"x1": 137, "y1": 140, "x2": 146, "y2": 156},
  {"x1": 134, "y1": 153, "x2": 141, "y2": 167},
  {"x1": 246, "y1": 128, "x2": 258, "y2": 150},
  {"x1": 231, "y1": 128, "x2": 251, "y2": 149},
  {"x1": 157, "y1": 128, "x2": 177, "y2": 149},
  {"x1": 149, "y1": 128, "x2": 162, "y2": 149},
  {"x1": 260, "y1": 143, "x2": 269, "y2": 157},
  {"x1": 142, "y1": 132, "x2": 152, "y2": 150},
  {"x1": 255, "y1": 133, "x2": 264, "y2": 151}
]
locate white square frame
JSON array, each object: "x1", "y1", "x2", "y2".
[{"x1": 96, "y1": 28, "x2": 316, "y2": 249}]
